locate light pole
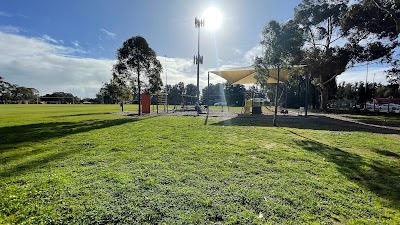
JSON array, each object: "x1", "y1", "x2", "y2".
[
  {"x1": 194, "y1": 17, "x2": 204, "y2": 113},
  {"x1": 205, "y1": 71, "x2": 210, "y2": 125}
]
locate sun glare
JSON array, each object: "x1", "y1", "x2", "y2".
[{"x1": 203, "y1": 7, "x2": 222, "y2": 31}]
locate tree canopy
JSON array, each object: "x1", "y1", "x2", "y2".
[
  {"x1": 0, "y1": 76, "x2": 39, "y2": 104},
  {"x1": 255, "y1": 0, "x2": 400, "y2": 110},
  {"x1": 113, "y1": 36, "x2": 163, "y2": 115},
  {"x1": 343, "y1": 0, "x2": 400, "y2": 84}
]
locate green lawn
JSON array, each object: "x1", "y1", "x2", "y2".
[
  {"x1": 345, "y1": 114, "x2": 400, "y2": 122},
  {"x1": 1, "y1": 105, "x2": 399, "y2": 224},
  {"x1": 344, "y1": 114, "x2": 400, "y2": 127}
]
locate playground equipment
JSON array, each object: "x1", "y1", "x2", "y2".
[
  {"x1": 243, "y1": 100, "x2": 251, "y2": 115},
  {"x1": 151, "y1": 93, "x2": 168, "y2": 113},
  {"x1": 252, "y1": 98, "x2": 263, "y2": 114},
  {"x1": 174, "y1": 95, "x2": 203, "y2": 114},
  {"x1": 241, "y1": 98, "x2": 265, "y2": 115}
]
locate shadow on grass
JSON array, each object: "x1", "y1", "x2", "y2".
[
  {"x1": 212, "y1": 115, "x2": 400, "y2": 134},
  {"x1": 372, "y1": 148, "x2": 400, "y2": 159},
  {"x1": 0, "y1": 118, "x2": 139, "y2": 152},
  {"x1": 50, "y1": 112, "x2": 112, "y2": 118},
  {"x1": 293, "y1": 135, "x2": 400, "y2": 209},
  {"x1": 0, "y1": 146, "x2": 80, "y2": 179}
]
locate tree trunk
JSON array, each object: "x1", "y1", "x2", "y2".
[
  {"x1": 137, "y1": 68, "x2": 141, "y2": 116},
  {"x1": 320, "y1": 85, "x2": 329, "y2": 111}
]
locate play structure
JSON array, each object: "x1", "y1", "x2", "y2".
[
  {"x1": 207, "y1": 65, "x2": 310, "y2": 125},
  {"x1": 151, "y1": 93, "x2": 168, "y2": 113},
  {"x1": 173, "y1": 94, "x2": 203, "y2": 115}
]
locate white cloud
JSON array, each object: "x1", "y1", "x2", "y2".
[
  {"x1": 42, "y1": 34, "x2": 58, "y2": 44},
  {"x1": 100, "y1": 28, "x2": 116, "y2": 39},
  {"x1": 0, "y1": 25, "x2": 26, "y2": 34},
  {"x1": 338, "y1": 66, "x2": 389, "y2": 84},
  {"x1": 16, "y1": 13, "x2": 28, "y2": 18},
  {"x1": 0, "y1": 32, "x2": 221, "y2": 98},
  {"x1": 0, "y1": 11, "x2": 12, "y2": 17},
  {"x1": 233, "y1": 48, "x2": 242, "y2": 55},
  {"x1": 244, "y1": 45, "x2": 262, "y2": 64},
  {"x1": 157, "y1": 56, "x2": 227, "y2": 90},
  {"x1": 0, "y1": 32, "x2": 115, "y2": 98},
  {"x1": 71, "y1": 40, "x2": 80, "y2": 47}
]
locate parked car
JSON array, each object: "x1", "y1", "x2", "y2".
[{"x1": 214, "y1": 102, "x2": 227, "y2": 106}]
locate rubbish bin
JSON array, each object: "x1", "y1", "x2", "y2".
[
  {"x1": 252, "y1": 98, "x2": 263, "y2": 115},
  {"x1": 252, "y1": 106, "x2": 262, "y2": 114}
]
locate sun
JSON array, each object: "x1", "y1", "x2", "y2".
[{"x1": 203, "y1": 7, "x2": 222, "y2": 31}]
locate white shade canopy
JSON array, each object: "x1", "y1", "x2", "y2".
[{"x1": 209, "y1": 66, "x2": 300, "y2": 85}]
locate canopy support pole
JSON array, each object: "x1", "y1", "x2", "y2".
[
  {"x1": 305, "y1": 69, "x2": 310, "y2": 117},
  {"x1": 273, "y1": 64, "x2": 280, "y2": 126}
]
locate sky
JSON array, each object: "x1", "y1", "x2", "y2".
[{"x1": 0, "y1": 0, "x2": 391, "y2": 98}]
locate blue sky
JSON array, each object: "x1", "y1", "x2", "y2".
[{"x1": 0, "y1": 0, "x2": 390, "y2": 98}]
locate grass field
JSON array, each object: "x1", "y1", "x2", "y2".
[{"x1": 1, "y1": 105, "x2": 399, "y2": 224}]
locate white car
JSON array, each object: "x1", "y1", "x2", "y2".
[
  {"x1": 214, "y1": 102, "x2": 227, "y2": 106},
  {"x1": 389, "y1": 103, "x2": 400, "y2": 113},
  {"x1": 376, "y1": 103, "x2": 400, "y2": 113}
]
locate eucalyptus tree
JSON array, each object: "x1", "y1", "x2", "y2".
[
  {"x1": 342, "y1": 0, "x2": 400, "y2": 84},
  {"x1": 254, "y1": 19, "x2": 304, "y2": 117},
  {"x1": 291, "y1": 0, "x2": 358, "y2": 110},
  {"x1": 113, "y1": 36, "x2": 162, "y2": 115},
  {"x1": 0, "y1": 76, "x2": 12, "y2": 103},
  {"x1": 254, "y1": 19, "x2": 304, "y2": 89}
]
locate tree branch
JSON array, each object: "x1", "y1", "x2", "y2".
[
  {"x1": 322, "y1": 74, "x2": 340, "y2": 86},
  {"x1": 371, "y1": 0, "x2": 400, "y2": 33},
  {"x1": 326, "y1": 17, "x2": 331, "y2": 52},
  {"x1": 329, "y1": 32, "x2": 347, "y2": 45},
  {"x1": 308, "y1": 27, "x2": 317, "y2": 48}
]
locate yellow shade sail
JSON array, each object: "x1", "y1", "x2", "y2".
[{"x1": 209, "y1": 66, "x2": 294, "y2": 84}]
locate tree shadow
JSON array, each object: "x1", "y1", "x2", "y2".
[
  {"x1": 0, "y1": 118, "x2": 139, "y2": 152},
  {"x1": 212, "y1": 115, "x2": 400, "y2": 134},
  {"x1": 0, "y1": 117, "x2": 142, "y2": 179},
  {"x1": 50, "y1": 112, "x2": 112, "y2": 118},
  {"x1": 0, "y1": 146, "x2": 80, "y2": 179},
  {"x1": 293, "y1": 135, "x2": 400, "y2": 209},
  {"x1": 372, "y1": 148, "x2": 400, "y2": 159}
]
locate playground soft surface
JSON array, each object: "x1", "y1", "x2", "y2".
[{"x1": 1, "y1": 105, "x2": 399, "y2": 224}]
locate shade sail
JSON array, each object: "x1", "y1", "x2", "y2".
[{"x1": 209, "y1": 66, "x2": 290, "y2": 85}]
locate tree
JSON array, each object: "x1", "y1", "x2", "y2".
[
  {"x1": 254, "y1": 19, "x2": 305, "y2": 111},
  {"x1": 41, "y1": 92, "x2": 79, "y2": 104},
  {"x1": 113, "y1": 36, "x2": 162, "y2": 115},
  {"x1": 12, "y1": 86, "x2": 39, "y2": 103},
  {"x1": 201, "y1": 83, "x2": 226, "y2": 105},
  {"x1": 255, "y1": 20, "x2": 304, "y2": 84},
  {"x1": 343, "y1": 0, "x2": 400, "y2": 84},
  {"x1": 96, "y1": 79, "x2": 132, "y2": 104},
  {"x1": 184, "y1": 83, "x2": 197, "y2": 97},
  {"x1": 224, "y1": 83, "x2": 246, "y2": 106},
  {"x1": 291, "y1": 0, "x2": 358, "y2": 110},
  {"x1": 0, "y1": 76, "x2": 13, "y2": 103}
]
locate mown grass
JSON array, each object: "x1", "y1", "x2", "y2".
[
  {"x1": 0, "y1": 105, "x2": 399, "y2": 224},
  {"x1": 345, "y1": 114, "x2": 400, "y2": 122}
]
